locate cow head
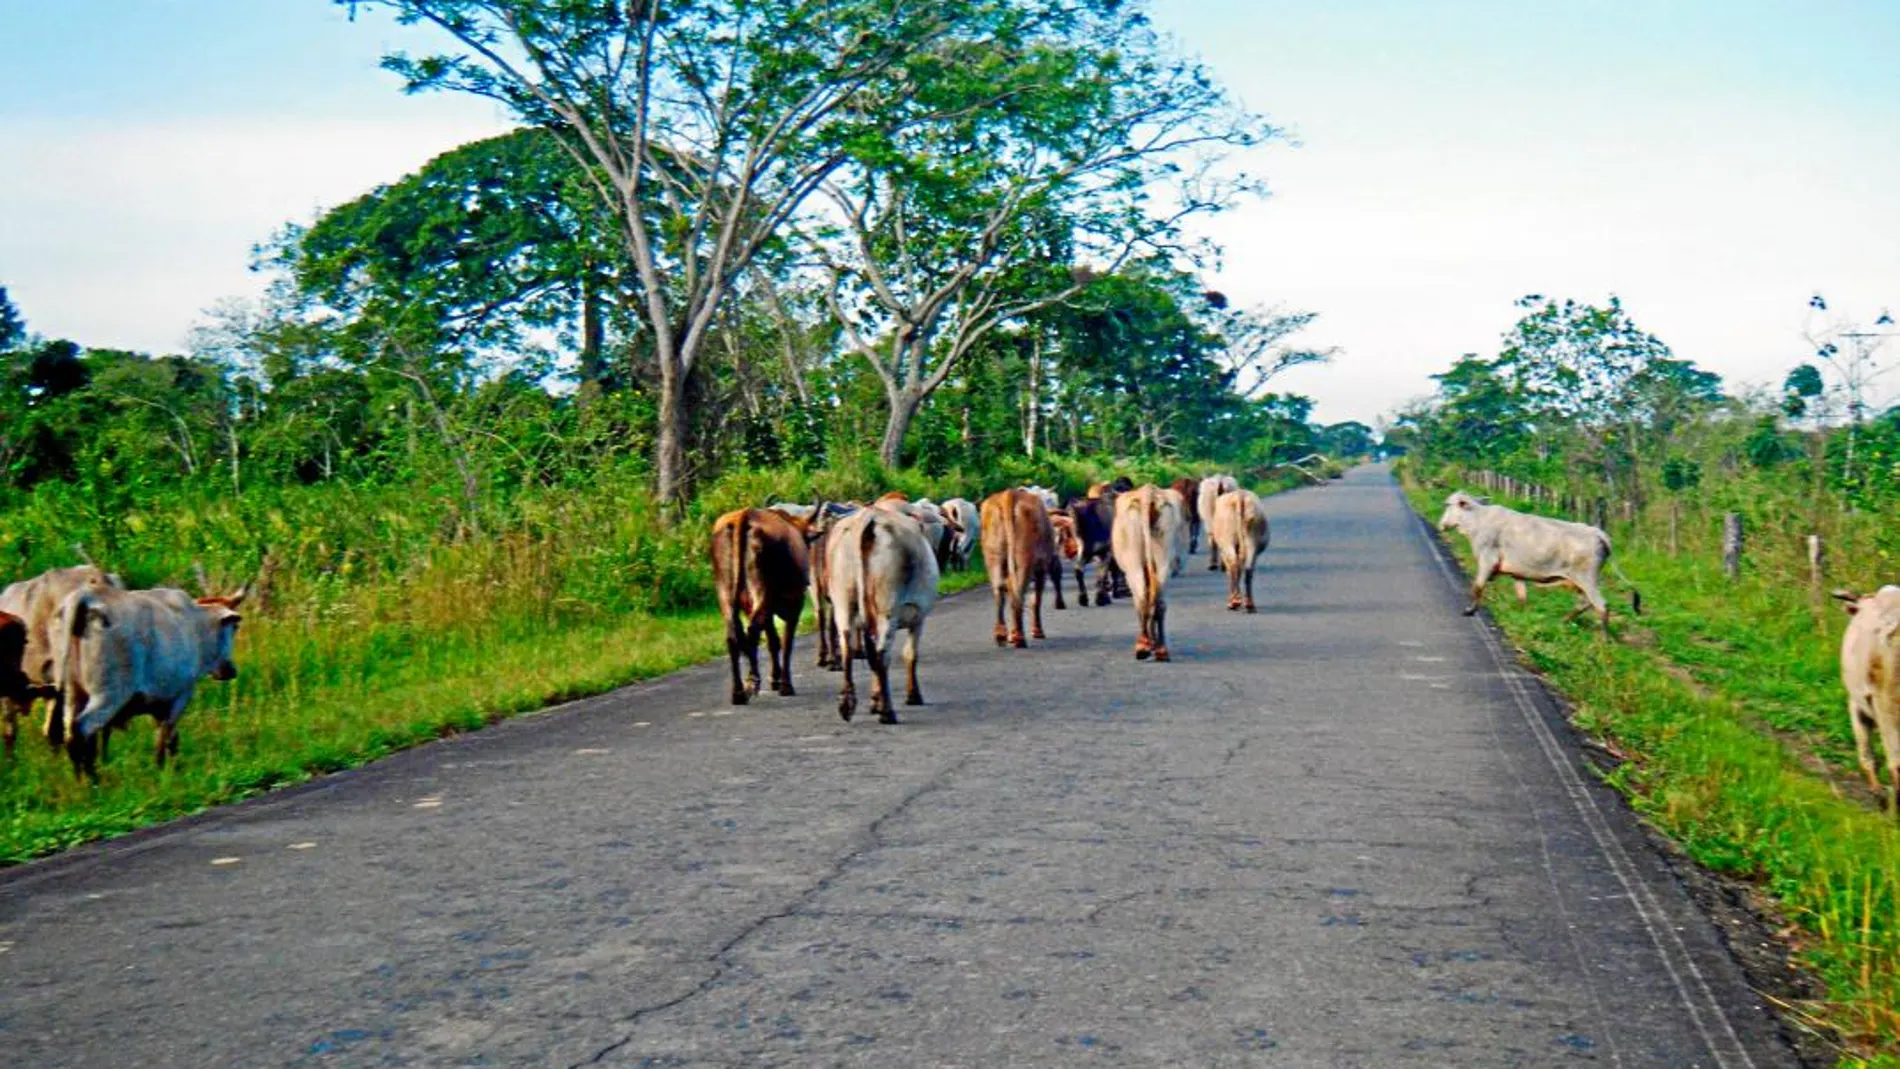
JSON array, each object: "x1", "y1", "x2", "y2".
[
  {"x1": 1438, "y1": 492, "x2": 1479, "y2": 532},
  {"x1": 195, "y1": 585, "x2": 248, "y2": 682}
]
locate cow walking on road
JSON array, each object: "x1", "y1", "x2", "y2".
[
  {"x1": 1112, "y1": 485, "x2": 1186, "y2": 662},
  {"x1": 1437, "y1": 491, "x2": 1639, "y2": 631},
  {"x1": 711, "y1": 508, "x2": 810, "y2": 705},
  {"x1": 1212, "y1": 488, "x2": 1270, "y2": 613},
  {"x1": 980, "y1": 489, "x2": 1065, "y2": 648},
  {"x1": 827, "y1": 507, "x2": 939, "y2": 724},
  {"x1": 1197, "y1": 475, "x2": 1239, "y2": 570}
]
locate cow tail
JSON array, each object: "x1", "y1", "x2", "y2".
[
  {"x1": 997, "y1": 495, "x2": 1016, "y2": 588},
  {"x1": 1144, "y1": 495, "x2": 1163, "y2": 596},
  {"x1": 1605, "y1": 552, "x2": 1642, "y2": 616},
  {"x1": 730, "y1": 510, "x2": 751, "y2": 638},
  {"x1": 858, "y1": 514, "x2": 881, "y2": 634},
  {"x1": 61, "y1": 591, "x2": 99, "y2": 740}
]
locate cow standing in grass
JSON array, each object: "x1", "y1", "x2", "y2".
[
  {"x1": 0, "y1": 564, "x2": 124, "y2": 754},
  {"x1": 53, "y1": 582, "x2": 247, "y2": 780},
  {"x1": 980, "y1": 489, "x2": 1065, "y2": 648},
  {"x1": 1436, "y1": 491, "x2": 1638, "y2": 631},
  {"x1": 828, "y1": 507, "x2": 938, "y2": 724},
  {"x1": 1112, "y1": 485, "x2": 1185, "y2": 662},
  {"x1": 1836, "y1": 586, "x2": 1900, "y2": 819},
  {"x1": 710, "y1": 508, "x2": 809, "y2": 705},
  {"x1": 1211, "y1": 488, "x2": 1271, "y2": 613}
]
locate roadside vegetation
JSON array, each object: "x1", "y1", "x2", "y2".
[
  {"x1": 1396, "y1": 293, "x2": 1900, "y2": 1064},
  {"x1": 0, "y1": 0, "x2": 1367, "y2": 861}
]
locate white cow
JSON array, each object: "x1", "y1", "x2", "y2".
[
  {"x1": 53, "y1": 582, "x2": 247, "y2": 779},
  {"x1": 1837, "y1": 586, "x2": 1900, "y2": 818},
  {"x1": 828, "y1": 507, "x2": 939, "y2": 724},
  {"x1": 939, "y1": 497, "x2": 981, "y2": 571},
  {"x1": 1111, "y1": 485, "x2": 1186, "y2": 662},
  {"x1": 1437, "y1": 491, "x2": 1638, "y2": 629},
  {"x1": 1197, "y1": 474, "x2": 1239, "y2": 570},
  {"x1": 1212, "y1": 488, "x2": 1271, "y2": 613}
]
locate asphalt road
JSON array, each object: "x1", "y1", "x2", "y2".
[{"x1": 0, "y1": 466, "x2": 1797, "y2": 1068}]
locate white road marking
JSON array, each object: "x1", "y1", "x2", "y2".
[
  {"x1": 574, "y1": 748, "x2": 610, "y2": 755},
  {"x1": 288, "y1": 842, "x2": 316, "y2": 851},
  {"x1": 210, "y1": 857, "x2": 241, "y2": 866},
  {"x1": 414, "y1": 797, "x2": 443, "y2": 810}
]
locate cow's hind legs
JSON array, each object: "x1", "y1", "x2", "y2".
[
  {"x1": 1852, "y1": 701, "x2": 1880, "y2": 792},
  {"x1": 903, "y1": 627, "x2": 924, "y2": 707},
  {"x1": 775, "y1": 615, "x2": 798, "y2": 696},
  {"x1": 1029, "y1": 572, "x2": 1047, "y2": 641},
  {"x1": 1151, "y1": 599, "x2": 1171, "y2": 662},
  {"x1": 725, "y1": 629, "x2": 751, "y2": 706},
  {"x1": 865, "y1": 640, "x2": 897, "y2": 725},
  {"x1": 1243, "y1": 563, "x2": 1258, "y2": 614},
  {"x1": 837, "y1": 629, "x2": 859, "y2": 721}
]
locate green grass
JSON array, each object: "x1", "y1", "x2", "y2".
[{"x1": 1404, "y1": 477, "x2": 1900, "y2": 1065}]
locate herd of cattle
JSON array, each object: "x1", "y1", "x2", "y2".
[
  {"x1": 0, "y1": 479, "x2": 1893, "y2": 820},
  {"x1": 709, "y1": 475, "x2": 1268, "y2": 724}
]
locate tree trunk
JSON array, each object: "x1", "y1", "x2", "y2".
[
  {"x1": 1024, "y1": 331, "x2": 1042, "y2": 457},
  {"x1": 880, "y1": 387, "x2": 922, "y2": 469},
  {"x1": 579, "y1": 273, "x2": 606, "y2": 389},
  {"x1": 656, "y1": 357, "x2": 687, "y2": 509}
]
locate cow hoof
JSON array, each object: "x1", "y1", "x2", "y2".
[
  {"x1": 1030, "y1": 628, "x2": 1046, "y2": 640},
  {"x1": 1461, "y1": 606, "x2": 1479, "y2": 617},
  {"x1": 1227, "y1": 601, "x2": 1241, "y2": 611},
  {"x1": 838, "y1": 696, "x2": 856, "y2": 722},
  {"x1": 879, "y1": 711, "x2": 900, "y2": 725},
  {"x1": 1011, "y1": 635, "x2": 1028, "y2": 649},
  {"x1": 906, "y1": 692, "x2": 923, "y2": 706},
  {"x1": 1244, "y1": 603, "x2": 1257, "y2": 615},
  {"x1": 993, "y1": 629, "x2": 1008, "y2": 648},
  {"x1": 1135, "y1": 646, "x2": 1152, "y2": 661},
  {"x1": 779, "y1": 684, "x2": 796, "y2": 697},
  {"x1": 731, "y1": 690, "x2": 750, "y2": 706},
  {"x1": 1153, "y1": 647, "x2": 1171, "y2": 663}
]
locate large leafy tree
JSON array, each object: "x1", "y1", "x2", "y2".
[
  {"x1": 344, "y1": 0, "x2": 1039, "y2": 506},
  {"x1": 816, "y1": 4, "x2": 1271, "y2": 465}
]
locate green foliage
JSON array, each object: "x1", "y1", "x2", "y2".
[{"x1": 1659, "y1": 454, "x2": 1701, "y2": 492}]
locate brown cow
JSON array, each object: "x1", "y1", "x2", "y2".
[
  {"x1": 1211, "y1": 488, "x2": 1271, "y2": 613},
  {"x1": 1111, "y1": 485, "x2": 1186, "y2": 661},
  {"x1": 1836, "y1": 586, "x2": 1900, "y2": 818},
  {"x1": 1171, "y1": 477, "x2": 1202, "y2": 553},
  {"x1": 980, "y1": 489, "x2": 1066, "y2": 648},
  {"x1": 709, "y1": 509, "x2": 809, "y2": 705}
]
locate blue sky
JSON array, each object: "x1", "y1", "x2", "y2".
[{"x1": 2, "y1": 1, "x2": 1896, "y2": 424}]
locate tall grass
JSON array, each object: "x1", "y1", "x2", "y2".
[
  {"x1": 1404, "y1": 470, "x2": 1900, "y2": 1064},
  {"x1": 0, "y1": 454, "x2": 1258, "y2": 862}
]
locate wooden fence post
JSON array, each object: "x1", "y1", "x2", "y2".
[
  {"x1": 1723, "y1": 513, "x2": 1743, "y2": 580},
  {"x1": 1808, "y1": 534, "x2": 1825, "y2": 592}
]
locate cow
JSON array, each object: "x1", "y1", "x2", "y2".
[
  {"x1": 979, "y1": 489, "x2": 1066, "y2": 648},
  {"x1": 1059, "y1": 494, "x2": 1123, "y2": 606},
  {"x1": 1198, "y1": 474, "x2": 1239, "y2": 570},
  {"x1": 1171, "y1": 477, "x2": 1203, "y2": 553},
  {"x1": 827, "y1": 507, "x2": 939, "y2": 724},
  {"x1": 877, "y1": 494, "x2": 954, "y2": 570},
  {"x1": 1437, "y1": 491, "x2": 1639, "y2": 630},
  {"x1": 1112, "y1": 485, "x2": 1185, "y2": 662},
  {"x1": 0, "y1": 564, "x2": 125, "y2": 754},
  {"x1": 53, "y1": 582, "x2": 247, "y2": 780},
  {"x1": 1211, "y1": 488, "x2": 1271, "y2": 613},
  {"x1": 1835, "y1": 586, "x2": 1900, "y2": 819},
  {"x1": 1021, "y1": 485, "x2": 1060, "y2": 512},
  {"x1": 940, "y1": 497, "x2": 981, "y2": 571},
  {"x1": 770, "y1": 501, "x2": 860, "y2": 672},
  {"x1": 710, "y1": 508, "x2": 810, "y2": 706}
]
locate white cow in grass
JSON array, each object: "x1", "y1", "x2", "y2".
[{"x1": 1437, "y1": 491, "x2": 1638, "y2": 630}]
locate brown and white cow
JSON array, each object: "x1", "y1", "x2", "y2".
[
  {"x1": 710, "y1": 508, "x2": 810, "y2": 705},
  {"x1": 1059, "y1": 494, "x2": 1124, "y2": 605},
  {"x1": 980, "y1": 489, "x2": 1066, "y2": 648},
  {"x1": 770, "y1": 501, "x2": 861, "y2": 672},
  {"x1": 1171, "y1": 477, "x2": 1202, "y2": 553},
  {"x1": 53, "y1": 582, "x2": 247, "y2": 779},
  {"x1": 0, "y1": 564, "x2": 124, "y2": 754},
  {"x1": 1197, "y1": 474, "x2": 1239, "y2": 570},
  {"x1": 828, "y1": 507, "x2": 939, "y2": 724},
  {"x1": 1437, "y1": 491, "x2": 1639, "y2": 630},
  {"x1": 1211, "y1": 488, "x2": 1271, "y2": 613},
  {"x1": 1836, "y1": 586, "x2": 1900, "y2": 818},
  {"x1": 1111, "y1": 485, "x2": 1185, "y2": 662}
]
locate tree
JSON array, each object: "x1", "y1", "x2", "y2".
[
  {"x1": 814, "y1": 4, "x2": 1270, "y2": 465},
  {"x1": 0, "y1": 287, "x2": 23, "y2": 351},
  {"x1": 346, "y1": 0, "x2": 1038, "y2": 506}
]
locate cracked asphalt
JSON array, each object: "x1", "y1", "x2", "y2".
[{"x1": 0, "y1": 466, "x2": 1798, "y2": 1067}]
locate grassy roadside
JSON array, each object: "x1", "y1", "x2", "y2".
[
  {"x1": 1401, "y1": 476, "x2": 1900, "y2": 1066},
  {"x1": 3, "y1": 456, "x2": 1301, "y2": 864}
]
